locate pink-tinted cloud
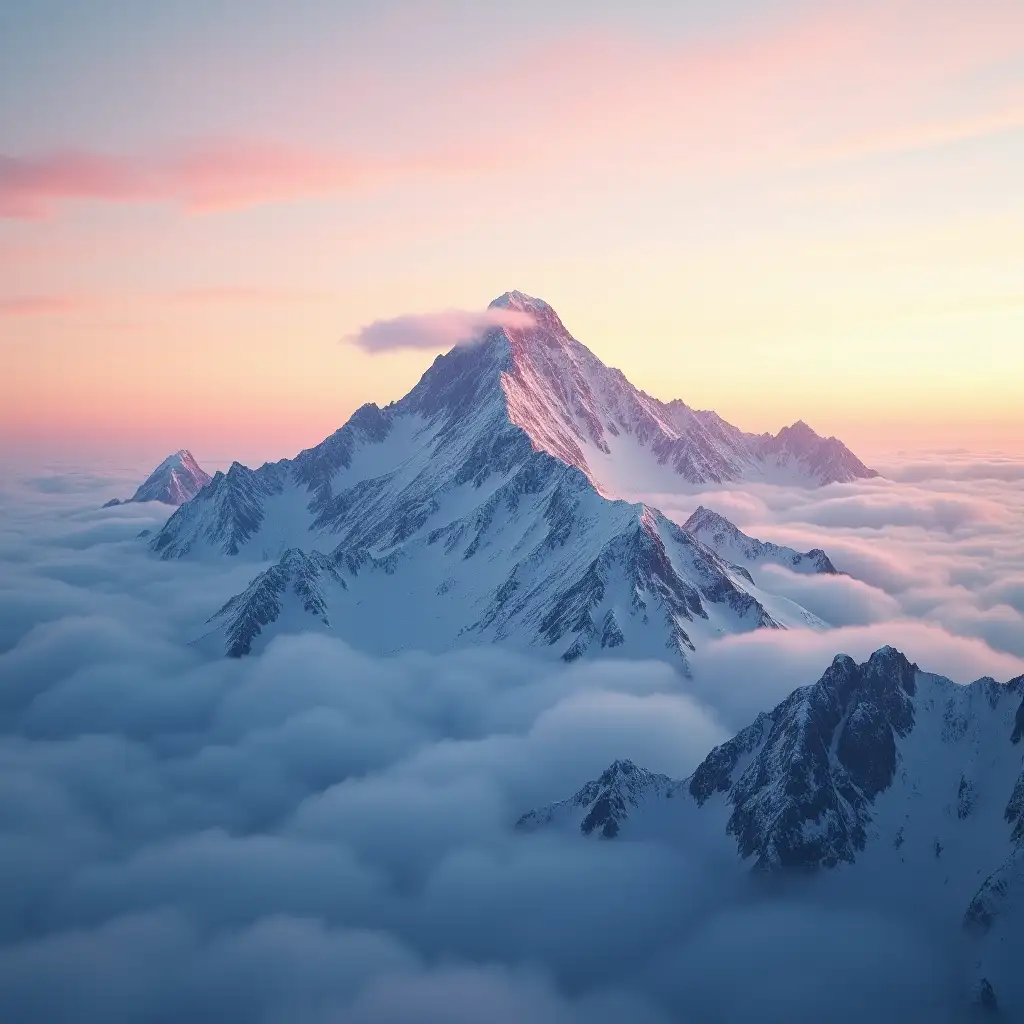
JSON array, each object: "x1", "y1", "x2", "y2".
[
  {"x1": 796, "y1": 491, "x2": 1008, "y2": 533},
  {"x1": 0, "y1": 295, "x2": 98, "y2": 317},
  {"x1": 3, "y1": 2, "x2": 1021, "y2": 220},
  {"x1": 0, "y1": 145, "x2": 365, "y2": 219},
  {"x1": 636, "y1": 451, "x2": 1024, "y2": 663},
  {"x1": 753, "y1": 564, "x2": 904, "y2": 627},
  {"x1": 347, "y1": 308, "x2": 536, "y2": 354},
  {"x1": 885, "y1": 457, "x2": 1024, "y2": 483},
  {"x1": 427, "y1": 0, "x2": 1024, "y2": 173}
]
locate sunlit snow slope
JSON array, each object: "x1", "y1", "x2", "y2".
[{"x1": 151, "y1": 292, "x2": 863, "y2": 662}]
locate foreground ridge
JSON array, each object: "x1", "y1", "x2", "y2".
[{"x1": 517, "y1": 646, "x2": 1024, "y2": 1014}]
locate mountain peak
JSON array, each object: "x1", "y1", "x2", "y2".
[
  {"x1": 683, "y1": 506, "x2": 733, "y2": 531},
  {"x1": 763, "y1": 419, "x2": 878, "y2": 482},
  {"x1": 401, "y1": 293, "x2": 876, "y2": 493},
  {"x1": 778, "y1": 420, "x2": 818, "y2": 442},
  {"x1": 597, "y1": 759, "x2": 642, "y2": 785},
  {"x1": 683, "y1": 505, "x2": 838, "y2": 576},
  {"x1": 105, "y1": 449, "x2": 211, "y2": 508},
  {"x1": 131, "y1": 450, "x2": 211, "y2": 505},
  {"x1": 516, "y1": 757, "x2": 678, "y2": 838},
  {"x1": 154, "y1": 449, "x2": 198, "y2": 472},
  {"x1": 488, "y1": 289, "x2": 553, "y2": 314}
]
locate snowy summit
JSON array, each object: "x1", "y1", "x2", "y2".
[{"x1": 104, "y1": 450, "x2": 212, "y2": 507}]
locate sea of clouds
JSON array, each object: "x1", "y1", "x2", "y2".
[{"x1": 0, "y1": 452, "x2": 1021, "y2": 1022}]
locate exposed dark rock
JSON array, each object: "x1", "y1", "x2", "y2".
[
  {"x1": 515, "y1": 759, "x2": 677, "y2": 836},
  {"x1": 976, "y1": 978, "x2": 999, "y2": 1015},
  {"x1": 1012, "y1": 695, "x2": 1024, "y2": 745},
  {"x1": 599, "y1": 610, "x2": 625, "y2": 649},
  {"x1": 689, "y1": 714, "x2": 770, "y2": 806},
  {"x1": 720, "y1": 647, "x2": 917, "y2": 870},
  {"x1": 211, "y1": 548, "x2": 344, "y2": 656},
  {"x1": 1005, "y1": 772, "x2": 1024, "y2": 843}
]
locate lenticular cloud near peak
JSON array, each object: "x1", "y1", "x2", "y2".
[{"x1": 346, "y1": 305, "x2": 536, "y2": 353}]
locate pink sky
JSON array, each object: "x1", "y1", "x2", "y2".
[{"x1": 2, "y1": 0, "x2": 1023, "y2": 463}]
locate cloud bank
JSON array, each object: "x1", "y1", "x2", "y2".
[
  {"x1": 635, "y1": 450, "x2": 1024, "y2": 662},
  {"x1": 346, "y1": 308, "x2": 536, "y2": 353},
  {"x1": 0, "y1": 145, "x2": 366, "y2": 219},
  {"x1": 0, "y1": 455, "x2": 1019, "y2": 1021}
]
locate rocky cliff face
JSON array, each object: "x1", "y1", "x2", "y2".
[{"x1": 518, "y1": 647, "x2": 1024, "y2": 1014}]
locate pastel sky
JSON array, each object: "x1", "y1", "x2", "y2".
[{"x1": 3, "y1": 0, "x2": 1023, "y2": 464}]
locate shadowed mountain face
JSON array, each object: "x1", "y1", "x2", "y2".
[
  {"x1": 518, "y1": 647, "x2": 1024, "y2": 1016},
  {"x1": 149, "y1": 293, "x2": 843, "y2": 663},
  {"x1": 103, "y1": 450, "x2": 212, "y2": 507}
]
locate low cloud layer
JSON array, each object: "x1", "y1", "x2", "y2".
[
  {"x1": 0, "y1": 456, "x2": 1019, "y2": 1021},
  {"x1": 638, "y1": 450, "x2": 1024, "y2": 661},
  {"x1": 346, "y1": 307, "x2": 535, "y2": 354}
]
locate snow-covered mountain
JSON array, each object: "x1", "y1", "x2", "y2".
[
  {"x1": 489, "y1": 292, "x2": 877, "y2": 493},
  {"x1": 683, "y1": 505, "x2": 837, "y2": 574},
  {"x1": 196, "y1": 484, "x2": 826, "y2": 663},
  {"x1": 518, "y1": 646, "x2": 1024, "y2": 1016},
  {"x1": 104, "y1": 450, "x2": 212, "y2": 506},
  {"x1": 150, "y1": 291, "x2": 870, "y2": 661}
]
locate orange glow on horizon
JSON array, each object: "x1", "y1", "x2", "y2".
[{"x1": 2, "y1": 0, "x2": 1022, "y2": 462}]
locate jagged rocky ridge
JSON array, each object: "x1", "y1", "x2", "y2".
[
  {"x1": 518, "y1": 646, "x2": 1024, "y2": 1015},
  {"x1": 196, "y1": 489, "x2": 819, "y2": 661},
  {"x1": 683, "y1": 505, "x2": 837, "y2": 575},
  {"x1": 104, "y1": 450, "x2": 212, "y2": 507},
  {"x1": 154, "y1": 292, "x2": 861, "y2": 661},
  {"x1": 487, "y1": 293, "x2": 877, "y2": 492}
]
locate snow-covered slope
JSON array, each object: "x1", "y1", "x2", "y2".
[
  {"x1": 518, "y1": 646, "x2": 1024, "y2": 1015},
  {"x1": 195, "y1": 483, "x2": 827, "y2": 665},
  {"x1": 104, "y1": 450, "x2": 212, "y2": 506},
  {"x1": 151, "y1": 291, "x2": 864, "y2": 660},
  {"x1": 492, "y1": 291, "x2": 876, "y2": 493},
  {"x1": 683, "y1": 506, "x2": 837, "y2": 574}
]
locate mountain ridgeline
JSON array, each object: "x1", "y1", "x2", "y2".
[
  {"x1": 519, "y1": 647, "x2": 1024, "y2": 1016},
  {"x1": 148, "y1": 292, "x2": 860, "y2": 664}
]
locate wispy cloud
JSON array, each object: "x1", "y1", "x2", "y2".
[
  {"x1": 346, "y1": 307, "x2": 536, "y2": 353},
  {"x1": 0, "y1": 295, "x2": 98, "y2": 317},
  {"x1": 0, "y1": 145, "x2": 365, "y2": 219},
  {"x1": 3, "y1": 2, "x2": 1021, "y2": 220}
]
